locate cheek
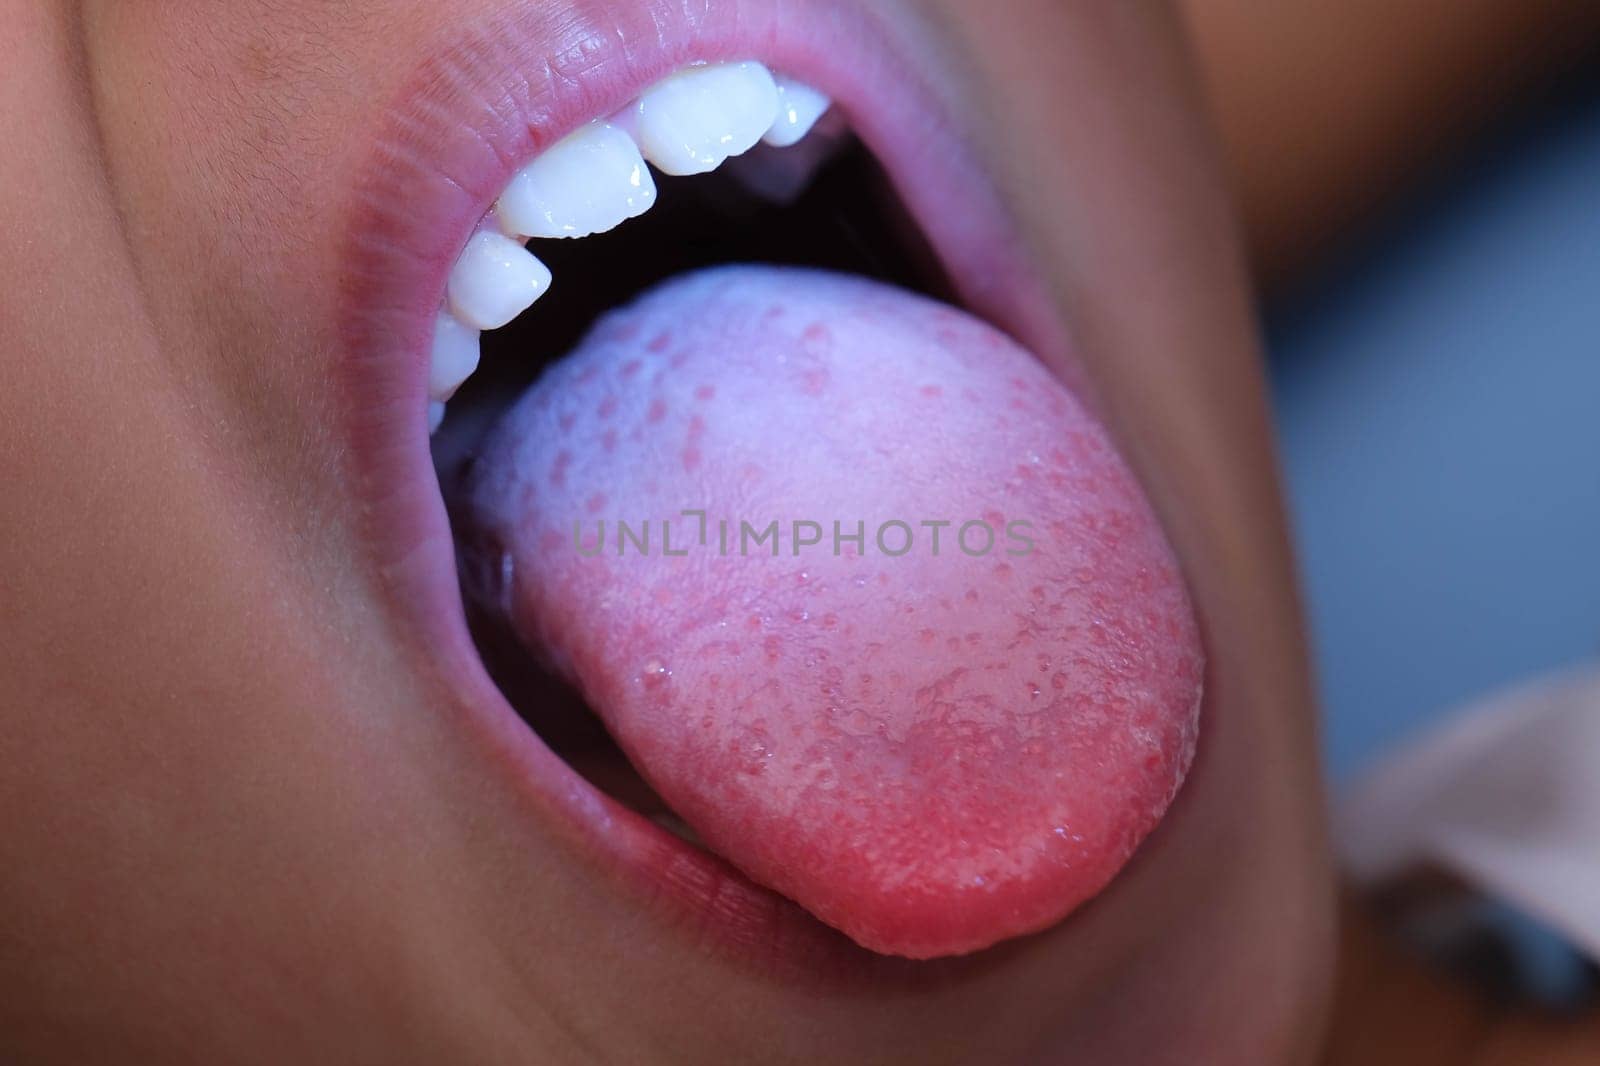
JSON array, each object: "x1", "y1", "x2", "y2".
[
  {"x1": 103, "y1": 1, "x2": 431, "y2": 270},
  {"x1": 84, "y1": 3, "x2": 469, "y2": 445}
]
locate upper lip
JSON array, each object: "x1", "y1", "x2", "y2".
[{"x1": 332, "y1": 0, "x2": 1100, "y2": 984}]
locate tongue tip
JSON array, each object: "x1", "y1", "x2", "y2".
[
  {"x1": 800, "y1": 869, "x2": 1112, "y2": 960},
  {"x1": 700, "y1": 710, "x2": 1200, "y2": 960}
]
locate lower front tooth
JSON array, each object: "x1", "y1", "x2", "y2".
[
  {"x1": 496, "y1": 121, "x2": 657, "y2": 240},
  {"x1": 429, "y1": 311, "x2": 481, "y2": 401},
  {"x1": 631, "y1": 61, "x2": 780, "y2": 176},
  {"x1": 427, "y1": 401, "x2": 446, "y2": 435},
  {"x1": 447, "y1": 231, "x2": 552, "y2": 330},
  {"x1": 762, "y1": 76, "x2": 831, "y2": 148}
]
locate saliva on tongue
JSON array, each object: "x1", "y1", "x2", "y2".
[{"x1": 460, "y1": 265, "x2": 1202, "y2": 959}]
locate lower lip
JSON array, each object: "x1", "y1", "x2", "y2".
[{"x1": 332, "y1": 0, "x2": 1112, "y2": 983}]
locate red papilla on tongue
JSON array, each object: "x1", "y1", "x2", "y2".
[{"x1": 462, "y1": 265, "x2": 1202, "y2": 959}]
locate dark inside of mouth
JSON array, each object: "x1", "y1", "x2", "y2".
[{"x1": 441, "y1": 137, "x2": 945, "y2": 824}]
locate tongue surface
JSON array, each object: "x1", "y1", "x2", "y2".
[{"x1": 462, "y1": 265, "x2": 1202, "y2": 958}]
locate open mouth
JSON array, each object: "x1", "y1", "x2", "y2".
[{"x1": 336, "y1": 3, "x2": 1202, "y2": 975}]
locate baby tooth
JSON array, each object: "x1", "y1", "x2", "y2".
[
  {"x1": 427, "y1": 401, "x2": 446, "y2": 435},
  {"x1": 447, "y1": 231, "x2": 552, "y2": 330},
  {"x1": 762, "y1": 76, "x2": 831, "y2": 148},
  {"x1": 429, "y1": 311, "x2": 481, "y2": 401},
  {"x1": 632, "y1": 61, "x2": 780, "y2": 176},
  {"x1": 496, "y1": 121, "x2": 657, "y2": 239}
]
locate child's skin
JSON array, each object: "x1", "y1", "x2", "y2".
[
  {"x1": 1186, "y1": 3, "x2": 1600, "y2": 1060},
  {"x1": 1189, "y1": 0, "x2": 1600, "y2": 283},
  {"x1": 0, "y1": 0, "x2": 1585, "y2": 1061}
]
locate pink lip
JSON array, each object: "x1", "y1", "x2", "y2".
[{"x1": 334, "y1": 0, "x2": 1090, "y2": 984}]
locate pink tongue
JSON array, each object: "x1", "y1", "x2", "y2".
[{"x1": 463, "y1": 266, "x2": 1202, "y2": 958}]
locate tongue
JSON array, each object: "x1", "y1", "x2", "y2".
[{"x1": 460, "y1": 265, "x2": 1202, "y2": 958}]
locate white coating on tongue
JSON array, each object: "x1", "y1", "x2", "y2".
[{"x1": 463, "y1": 266, "x2": 1203, "y2": 958}]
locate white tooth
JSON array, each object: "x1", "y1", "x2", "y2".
[
  {"x1": 631, "y1": 61, "x2": 780, "y2": 176},
  {"x1": 429, "y1": 311, "x2": 480, "y2": 401},
  {"x1": 427, "y1": 401, "x2": 446, "y2": 435},
  {"x1": 446, "y1": 231, "x2": 552, "y2": 330},
  {"x1": 762, "y1": 76, "x2": 831, "y2": 148},
  {"x1": 496, "y1": 121, "x2": 658, "y2": 239}
]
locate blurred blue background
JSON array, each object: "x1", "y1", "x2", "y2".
[{"x1": 1268, "y1": 80, "x2": 1600, "y2": 784}]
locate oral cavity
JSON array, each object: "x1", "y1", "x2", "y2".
[
  {"x1": 457, "y1": 266, "x2": 1205, "y2": 959},
  {"x1": 427, "y1": 61, "x2": 831, "y2": 418}
]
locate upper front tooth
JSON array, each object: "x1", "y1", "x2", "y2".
[
  {"x1": 762, "y1": 76, "x2": 831, "y2": 148},
  {"x1": 447, "y1": 231, "x2": 552, "y2": 330},
  {"x1": 496, "y1": 121, "x2": 658, "y2": 239},
  {"x1": 631, "y1": 61, "x2": 781, "y2": 176}
]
